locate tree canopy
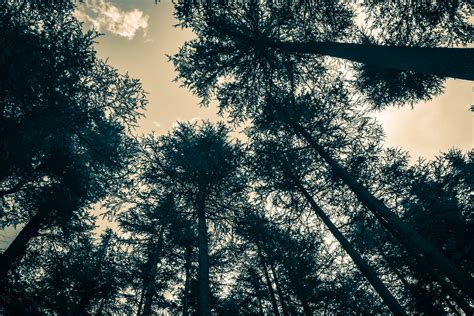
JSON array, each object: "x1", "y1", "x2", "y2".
[{"x1": 1, "y1": 1, "x2": 472, "y2": 315}]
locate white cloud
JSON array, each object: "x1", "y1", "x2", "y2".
[{"x1": 75, "y1": 0, "x2": 149, "y2": 40}]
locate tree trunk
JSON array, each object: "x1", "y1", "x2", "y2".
[
  {"x1": 269, "y1": 261, "x2": 289, "y2": 316},
  {"x1": 197, "y1": 194, "x2": 211, "y2": 316},
  {"x1": 215, "y1": 21, "x2": 473, "y2": 80},
  {"x1": 292, "y1": 176, "x2": 406, "y2": 315},
  {"x1": 182, "y1": 243, "x2": 192, "y2": 316},
  {"x1": 142, "y1": 225, "x2": 165, "y2": 316},
  {"x1": 257, "y1": 247, "x2": 280, "y2": 316},
  {"x1": 267, "y1": 40, "x2": 474, "y2": 81},
  {"x1": 0, "y1": 206, "x2": 48, "y2": 280},
  {"x1": 291, "y1": 123, "x2": 474, "y2": 299}
]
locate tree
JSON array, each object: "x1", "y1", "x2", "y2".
[
  {"x1": 332, "y1": 147, "x2": 473, "y2": 314},
  {"x1": 140, "y1": 121, "x2": 245, "y2": 316},
  {"x1": 259, "y1": 86, "x2": 474, "y2": 299},
  {"x1": 0, "y1": 1, "x2": 146, "y2": 287},
  {"x1": 169, "y1": 4, "x2": 474, "y2": 295},
  {"x1": 1, "y1": 224, "x2": 128, "y2": 315},
  {"x1": 118, "y1": 194, "x2": 177, "y2": 316},
  {"x1": 236, "y1": 209, "x2": 334, "y2": 315},
  {"x1": 171, "y1": 1, "x2": 473, "y2": 116},
  {"x1": 247, "y1": 132, "x2": 405, "y2": 314}
]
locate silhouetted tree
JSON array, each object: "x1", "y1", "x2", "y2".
[
  {"x1": 171, "y1": 1, "x2": 473, "y2": 116},
  {"x1": 247, "y1": 131, "x2": 404, "y2": 314},
  {"x1": 139, "y1": 121, "x2": 245, "y2": 316},
  {"x1": 0, "y1": 0, "x2": 146, "y2": 290}
]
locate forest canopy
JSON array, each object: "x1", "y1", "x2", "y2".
[{"x1": 0, "y1": 1, "x2": 472, "y2": 315}]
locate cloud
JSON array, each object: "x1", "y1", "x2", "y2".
[{"x1": 75, "y1": 1, "x2": 149, "y2": 40}]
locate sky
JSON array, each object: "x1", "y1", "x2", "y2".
[{"x1": 0, "y1": 0, "x2": 472, "y2": 249}]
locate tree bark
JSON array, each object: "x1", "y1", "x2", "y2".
[
  {"x1": 0, "y1": 206, "x2": 48, "y2": 280},
  {"x1": 142, "y1": 225, "x2": 165, "y2": 316},
  {"x1": 292, "y1": 176, "x2": 406, "y2": 315},
  {"x1": 291, "y1": 123, "x2": 474, "y2": 299},
  {"x1": 197, "y1": 194, "x2": 211, "y2": 316},
  {"x1": 257, "y1": 247, "x2": 280, "y2": 316}
]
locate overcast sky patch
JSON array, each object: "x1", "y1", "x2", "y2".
[{"x1": 75, "y1": 0, "x2": 149, "y2": 40}]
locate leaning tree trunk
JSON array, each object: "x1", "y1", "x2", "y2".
[
  {"x1": 0, "y1": 206, "x2": 48, "y2": 280},
  {"x1": 291, "y1": 175, "x2": 406, "y2": 315},
  {"x1": 257, "y1": 246, "x2": 280, "y2": 316},
  {"x1": 291, "y1": 123, "x2": 474, "y2": 299},
  {"x1": 269, "y1": 41, "x2": 474, "y2": 81},
  {"x1": 216, "y1": 21, "x2": 474, "y2": 80},
  {"x1": 197, "y1": 194, "x2": 211, "y2": 316},
  {"x1": 142, "y1": 226, "x2": 165, "y2": 316}
]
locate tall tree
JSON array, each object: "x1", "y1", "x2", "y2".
[
  {"x1": 171, "y1": 1, "x2": 473, "y2": 116},
  {"x1": 0, "y1": 0, "x2": 146, "y2": 285},
  {"x1": 118, "y1": 194, "x2": 176, "y2": 316},
  {"x1": 248, "y1": 133, "x2": 405, "y2": 314},
  {"x1": 140, "y1": 121, "x2": 245, "y2": 316},
  {"x1": 236, "y1": 209, "x2": 335, "y2": 315},
  {"x1": 170, "y1": 4, "x2": 473, "y2": 294},
  {"x1": 172, "y1": 11, "x2": 474, "y2": 297},
  {"x1": 258, "y1": 86, "x2": 473, "y2": 299}
]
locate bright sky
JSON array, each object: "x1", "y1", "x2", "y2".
[{"x1": 0, "y1": 0, "x2": 472, "y2": 249}]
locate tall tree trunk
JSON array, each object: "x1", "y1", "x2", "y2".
[
  {"x1": 291, "y1": 123, "x2": 474, "y2": 299},
  {"x1": 95, "y1": 230, "x2": 112, "y2": 269},
  {"x1": 0, "y1": 206, "x2": 48, "y2": 280},
  {"x1": 289, "y1": 277, "x2": 312, "y2": 316},
  {"x1": 80, "y1": 230, "x2": 113, "y2": 315},
  {"x1": 197, "y1": 194, "x2": 211, "y2": 316},
  {"x1": 142, "y1": 225, "x2": 165, "y2": 316},
  {"x1": 269, "y1": 261, "x2": 289, "y2": 316},
  {"x1": 216, "y1": 21, "x2": 474, "y2": 80},
  {"x1": 268, "y1": 41, "x2": 474, "y2": 80},
  {"x1": 291, "y1": 175, "x2": 406, "y2": 315},
  {"x1": 257, "y1": 247, "x2": 280, "y2": 316},
  {"x1": 182, "y1": 243, "x2": 192, "y2": 316}
]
